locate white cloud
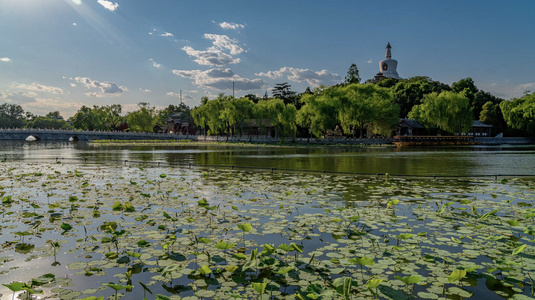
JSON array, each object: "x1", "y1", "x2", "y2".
[
  {"x1": 140, "y1": 88, "x2": 151, "y2": 93},
  {"x1": 367, "y1": 60, "x2": 373, "y2": 64},
  {"x1": 73, "y1": 23, "x2": 77, "y2": 26},
  {"x1": 486, "y1": 82, "x2": 535, "y2": 99},
  {"x1": 182, "y1": 46, "x2": 240, "y2": 67},
  {"x1": 182, "y1": 33, "x2": 245, "y2": 67},
  {"x1": 204, "y1": 34, "x2": 245, "y2": 55},
  {"x1": 0, "y1": 57, "x2": 11, "y2": 62},
  {"x1": 0, "y1": 90, "x2": 80, "y2": 118},
  {"x1": 73, "y1": 77, "x2": 127, "y2": 97},
  {"x1": 22, "y1": 98, "x2": 83, "y2": 118},
  {"x1": 97, "y1": 0, "x2": 119, "y2": 11},
  {"x1": 167, "y1": 92, "x2": 194, "y2": 100},
  {"x1": 160, "y1": 32, "x2": 174, "y2": 37},
  {"x1": 13, "y1": 82, "x2": 64, "y2": 94},
  {"x1": 173, "y1": 68, "x2": 265, "y2": 91},
  {"x1": 256, "y1": 67, "x2": 341, "y2": 86},
  {"x1": 0, "y1": 90, "x2": 37, "y2": 104},
  {"x1": 149, "y1": 58, "x2": 161, "y2": 68},
  {"x1": 513, "y1": 83, "x2": 535, "y2": 95},
  {"x1": 219, "y1": 22, "x2": 245, "y2": 30},
  {"x1": 121, "y1": 103, "x2": 142, "y2": 113}
]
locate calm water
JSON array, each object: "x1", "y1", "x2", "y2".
[
  {"x1": 1, "y1": 141, "x2": 535, "y2": 299},
  {"x1": 1, "y1": 140, "x2": 534, "y2": 177}
]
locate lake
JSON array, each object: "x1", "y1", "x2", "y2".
[
  {"x1": 1, "y1": 141, "x2": 535, "y2": 177},
  {"x1": 1, "y1": 141, "x2": 535, "y2": 299}
]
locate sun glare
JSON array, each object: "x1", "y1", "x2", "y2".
[{"x1": 72, "y1": 0, "x2": 82, "y2": 5}]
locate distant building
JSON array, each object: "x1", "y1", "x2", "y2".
[
  {"x1": 237, "y1": 119, "x2": 276, "y2": 137},
  {"x1": 165, "y1": 112, "x2": 195, "y2": 135},
  {"x1": 397, "y1": 119, "x2": 426, "y2": 136},
  {"x1": 396, "y1": 119, "x2": 493, "y2": 137},
  {"x1": 465, "y1": 120, "x2": 493, "y2": 137},
  {"x1": 372, "y1": 43, "x2": 401, "y2": 82}
]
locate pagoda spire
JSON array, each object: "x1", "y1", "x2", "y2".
[{"x1": 385, "y1": 42, "x2": 392, "y2": 59}]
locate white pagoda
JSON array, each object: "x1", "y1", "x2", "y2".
[{"x1": 373, "y1": 43, "x2": 401, "y2": 81}]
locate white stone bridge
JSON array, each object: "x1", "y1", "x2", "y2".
[{"x1": 0, "y1": 128, "x2": 187, "y2": 141}]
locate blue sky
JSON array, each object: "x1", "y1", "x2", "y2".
[{"x1": 0, "y1": 0, "x2": 534, "y2": 117}]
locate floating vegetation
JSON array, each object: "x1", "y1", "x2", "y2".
[{"x1": 1, "y1": 161, "x2": 535, "y2": 299}]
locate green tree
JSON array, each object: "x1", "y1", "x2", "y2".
[
  {"x1": 103, "y1": 104, "x2": 124, "y2": 130},
  {"x1": 244, "y1": 94, "x2": 260, "y2": 104},
  {"x1": 376, "y1": 77, "x2": 398, "y2": 88},
  {"x1": 473, "y1": 91, "x2": 502, "y2": 120},
  {"x1": 125, "y1": 103, "x2": 158, "y2": 132},
  {"x1": 70, "y1": 106, "x2": 94, "y2": 130},
  {"x1": 479, "y1": 101, "x2": 497, "y2": 124},
  {"x1": 452, "y1": 77, "x2": 479, "y2": 114},
  {"x1": 70, "y1": 105, "x2": 124, "y2": 131},
  {"x1": 191, "y1": 96, "x2": 212, "y2": 136},
  {"x1": 500, "y1": 92, "x2": 535, "y2": 136},
  {"x1": 451, "y1": 77, "x2": 478, "y2": 95},
  {"x1": 191, "y1": 104, "x2": 209, "y2": 136},
  {"x1": 253, "y1": 99, "x2": 272, "y2": 137},
  {"x1": 272, "y1": 82, "x2": 300, "y2": 108},
  {"x1": 46, "y1": 111, "x2": 62, "y2": 119},
  {"x1": 0, "y1": 103, "x2": 25, "y2": 128},
  {"x1": 27, "y1": 116, "x2": 71, "y2": 129},
  {"x1": 479, "y1": 100, "x2": 505, "y2": 135},
  {"x1": 408, "y1": 91, "x2": 473, "y2": 134},
  {"x1": 230, "y1": 97, "x2": 255, "y2": 136},
  {"x1": 344, "y1": 63, "x2": 361, "y2": 84},
  {"x1": 191, "y1": 96, "x2": 226, "y2": 136},
  {"x1": 392, "y1": 76, "x2": 450, "y2": 118},
  {"x1": 297, "y1": 87, "x2": 340, "y2": 138},
  {"x1": 256, "y1": 99, "x2": 296, "y2": 142},
  {"x1": 337, "y1": 84, "x2": 399, "y2": 138}
]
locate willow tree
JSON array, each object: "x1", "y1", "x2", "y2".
[
  {"x1": 297, "y1": 87, "x2": 340, "y2": 138},
  {"x1": 191, "y1": 104, "x2": 209, "y2": 136},
  {"x1": 191, "y1": 96, "x2": 225, "y2": 136},
  {"x1": 218, "y1": 96, "x2": 255, "y2": 138},
  {"x1": 230, "y1": 97, "x2": 255, "y2": 136},
  {"x1": 125, "y1": 102, "x2": 158, "y2": 132},
  {"x1": 408, "y1": 91, "x2": 473, "y2": 134},
  {"x1": 256, "y1": 98, "x2": 296, "y2": 142},
  {"x1": 337, "y1": 84, "x2": 399, "y2": 138},
  {"x1": 500, "y1": 92, "x2": 535, "y2": 136}
]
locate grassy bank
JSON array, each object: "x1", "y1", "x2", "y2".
[{"x1": 90, "y1": 139, "x2": 394, "y2": 149}]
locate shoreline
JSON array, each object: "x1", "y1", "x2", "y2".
[
  {"x1": 89, "y1": 136, "x2": 534, "y2": 147},
  {"x1": 90, "y1": 138, "x2": 396, "y2": 148}
]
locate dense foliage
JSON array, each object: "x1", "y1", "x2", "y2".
[
  {"x1": 408, "y1": 91, "x2": 473, "y2": 134},
  {"x1": 500, "y1": 92, "x2": 535, "y2": 136}
]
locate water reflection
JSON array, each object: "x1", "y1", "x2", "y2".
[{"x1": 1, "y1": 141, "x2": 534, "y2": 176}]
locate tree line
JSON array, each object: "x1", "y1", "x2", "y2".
[
  {"x1": 0, "y1": 102, "x2": 191, "y2": 133},
  {"x1": 1, "y1": 65, "x2": 534, "y2": 137},
  {"x1": 190, "y1": 69, "x2": 534, "y2": 139}
]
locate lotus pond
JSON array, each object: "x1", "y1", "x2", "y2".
[{"x1": 1, "y1": 161, "x2": 535, "y2": 300}]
